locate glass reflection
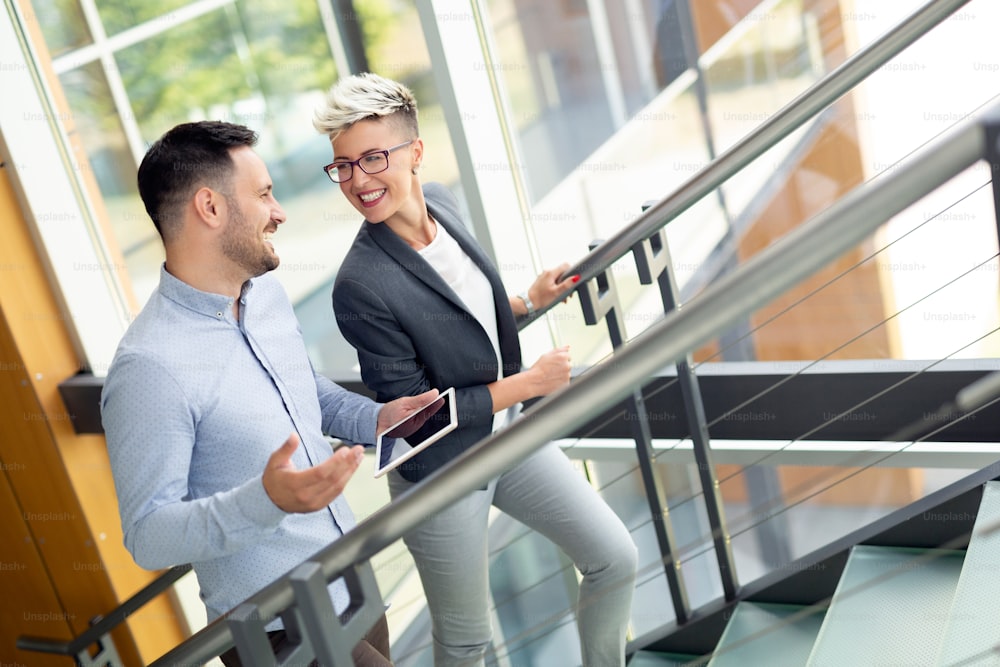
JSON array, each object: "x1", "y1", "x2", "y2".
[
  {"x1": 58, "y1": 60, "x2": 158, "y2": 299},
  {"x1": 360, "y1": 0, "x2": 461, "y2": 192},
  {"x1": 487, "y1": 0, "x2": 631, "y2": 203},
  {"x1": 112, "y1": 1, "x2": 347, "y2": 312},
  {"x1": 96, "y1": 0, "x2": 192, "y2": 36},
  {"x1": 31, "y1": 0, "x2": 92, "y2": 58}
]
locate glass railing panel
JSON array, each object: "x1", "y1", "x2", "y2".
[
  {"x1": 866, "y1": 163, "x2": 1000, "y2": 362},
  {"x1": 726, "y1": 458, "x2": 993, "y2": 584},
  {"x1": 700, "y1": 151, "x2": 1000, "y2": 581},
  {"x1": 521, "y1": 77, "x2": 724, "y2": 365},
  {"x1": 558, "y1": 442, "x2": 726, "y2": 636},
  {"x1": 689, "y1": 139, "x2": 1000, "y2": 585},
  {"x1": 587, "y1": 454, "x2": 682, "y2": 637},
  {"x1": 341, "y1": 452, "x2": 431, "y2": 658},
  {"x1": 700, "y1": 0, "x2": 825, "y2": 163},
  {"x1": 170, "y1": 572, "x2": 225, "y2": 666},
  {"x1": 696, "y1": 162, "x2": 1000, "y2": 369},
  {"x1": 565, "y1": 438, "x2": 1000, "y2": 598},
  {"x1": 489, "y1": 521, "x2": 583, "y2": 666},
  {"x1": 345, "y1": 448, "x2": 636, "y2": 665},
  {"x1": 656, "y1": 460, "x2": 728, "y2": 614}
]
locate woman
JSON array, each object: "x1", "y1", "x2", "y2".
[{"x1": 314, "y1": 72, "x2": 637, "y2": 667}]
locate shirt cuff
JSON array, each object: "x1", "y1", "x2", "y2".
[
  {"x1": 361, "y1": 402, "x2": 381, "y2": 444},
  {"x1": 236, "y1": 475, "x2": 289, "y2": 527}
]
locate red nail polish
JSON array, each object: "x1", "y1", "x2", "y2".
[{"x1": 572, "y1": 275, "x2": 581, "y2": 283}]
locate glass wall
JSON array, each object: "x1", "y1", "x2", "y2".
[
  {"x1": 38, "y1": 0, "x2": 462, "y2": 382},
  {"x1": 24, "y1": 0, "x2": 1000, "y2": 404},
  {"x1": 483, "y1": 0, "x2": 1000, "y2": 370},
  {"x1": 484, "y1": 0, "x2": 830, "y2": 368},
  {"x1": 46, "y1": 0, "x2": 345, "y2": 304}
]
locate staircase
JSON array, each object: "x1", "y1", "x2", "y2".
[{"x1": 630, "y1": 482, "x2": 1000, "y2": 666}]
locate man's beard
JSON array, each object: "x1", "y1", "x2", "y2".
[{"x1": 220, "y1": 195, "x2": 279, "y2": 278}]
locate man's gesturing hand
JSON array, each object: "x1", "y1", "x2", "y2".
[{"x1": 262, "y1": 433, "x2": 364, "y2": 513}]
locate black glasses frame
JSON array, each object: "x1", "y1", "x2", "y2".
[{"x1": 322, "y1": 140, "x2": 414, "y2": 184}]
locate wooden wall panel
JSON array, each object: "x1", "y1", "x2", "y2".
[
  {"x1": 0, "y1": 158, "x2": 186, "y2": 663},
  {"x1": 0, "y1": 460, "x2": 70, "y2": 667},
  {"x1": 4, "y1": 1, "x2": 185, "y2": 662}
]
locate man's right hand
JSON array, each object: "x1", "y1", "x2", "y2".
[{"x1": 262, "y1": 433, "x2": 364, "y2": 513}]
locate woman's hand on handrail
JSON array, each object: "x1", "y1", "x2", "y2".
[{"x1": 510, "y1": 262, "x2": 580, "y2": 317}]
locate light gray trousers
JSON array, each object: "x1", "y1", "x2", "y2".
[{"x1": 389, "y1": 442, "x2": 638, "y2": 667}]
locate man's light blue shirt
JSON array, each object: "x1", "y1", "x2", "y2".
[{"x1": 102, "y1": 265, "x2": 379, "y2": 623}]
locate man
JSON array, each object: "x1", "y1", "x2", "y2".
[{"x1": 102, "y1": 121, "x2": 433, "y2": 666}]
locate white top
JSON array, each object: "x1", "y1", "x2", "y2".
[{"x1": 420, "y1": 221, "x2": 511, "y2": 432}]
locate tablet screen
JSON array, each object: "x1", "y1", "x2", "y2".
[{"x1": 373, "y1": 387, "x2": 457, "y2": 478}]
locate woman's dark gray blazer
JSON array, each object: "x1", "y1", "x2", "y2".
[{"x1": 332, "y1": 182, "x2": 522, "y2": 482}]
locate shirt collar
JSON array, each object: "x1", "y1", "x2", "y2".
[{"x1": 157, "y1": 264, "x2": 255, "y2": 320}]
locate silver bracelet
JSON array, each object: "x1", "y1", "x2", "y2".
[{"x1": 518, "y1": 291, "x2": 536, "y2": 317}]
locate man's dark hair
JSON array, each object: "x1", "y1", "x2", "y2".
[{"x1": 137, "y1": 121, "x2": 258, "y2": 241}]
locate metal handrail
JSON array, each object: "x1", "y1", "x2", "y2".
[
  {"x1": 16, "y1": 565, "x2": 192, "y2": 656},
  {"x1": 517, "y1": 0, "x2": 974, "y2": 328},
  {"x1": 151, "y1": 94, "x2": 994, "y2": 667}
]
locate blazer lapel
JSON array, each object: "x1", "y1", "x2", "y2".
[
  {"x1": 364, "y1": 188, "x2": 522, "y2": 376},
  {"x1": 365, "y1": 220, "x2": 470, "y2": 316},
  {"x1": 425, "y1": 195, "x2": 522, "y2": 376}
]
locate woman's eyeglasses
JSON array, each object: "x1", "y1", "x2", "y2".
[{"x1": 322, "y1": 140, "x2": 414, "y2": 184}]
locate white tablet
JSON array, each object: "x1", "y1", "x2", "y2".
[{"x1": 373, "y1": 387, "x2": 457, "y2": 478}]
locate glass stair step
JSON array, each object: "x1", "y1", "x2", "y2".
[
  {"x1": 937, "y1": 481, "x2": 1000, "y2": 666},
  {"x1": 628, "y1": 650, "x2": 703, "y2": 666},
  {"x1": 707, "y1": 602, "x2": 824, "y2": 667},
  {"x1": 806, "y1": 545, "x2": 964, "y2": 665}
]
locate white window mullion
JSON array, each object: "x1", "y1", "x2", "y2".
[
  {"x1": 584, "y1": 0, "x2": 628, "y2": 129},
  {"x1": 415, "y1": 0, "x2": 562, "y2": 354},
  {"x1": 316, "y1": 0, "x2": 353, "y2": 79},
  {"x1": 1, "y1": 5, "x2": 132, "y2": 375},
  {"x1": 623, "y1": 0, "x2": 657, "y2": 101},
  {"x1": 75, "y1": 0, "x2": 146, "y2": 165},
  {"x1": 51, "y1": 0, "x2": 236, "y2": 75}
]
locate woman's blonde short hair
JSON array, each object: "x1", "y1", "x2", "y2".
[{"x1": 313, "y1": 72, "x2": 419, "y2": 141}]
